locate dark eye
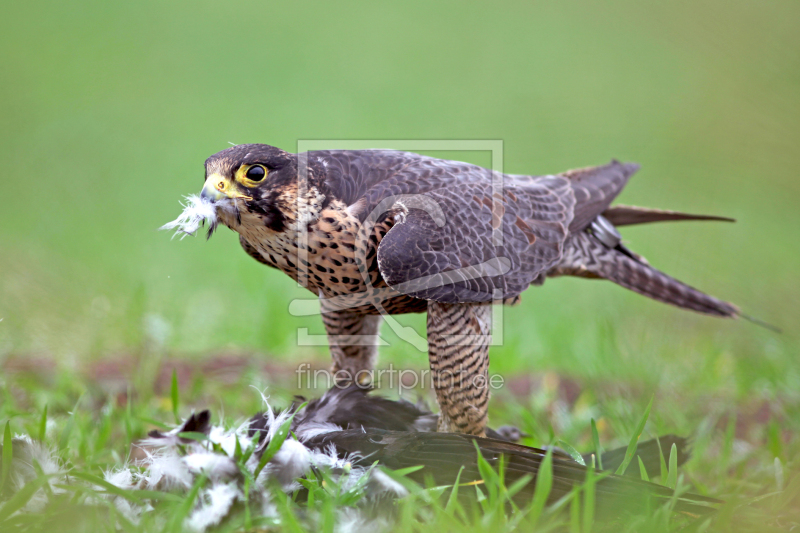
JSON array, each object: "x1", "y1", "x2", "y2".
[{"x1": 245, "y1": 165, "x2": 266, "y2": 181}]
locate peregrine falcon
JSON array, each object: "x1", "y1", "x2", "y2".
[{"x1": 164, "y1": 144, "x2": 738, "y2": 436}]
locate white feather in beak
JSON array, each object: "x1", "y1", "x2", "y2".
[{"x1": 160, "y1": 195, "x2": 221, "y2": 239}]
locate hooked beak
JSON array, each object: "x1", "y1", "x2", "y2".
[{"x1": 200, "y1": 174, "x2": 252, "y2": 202}]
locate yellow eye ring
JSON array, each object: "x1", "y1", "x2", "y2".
[{"x1": 238, "y1": 164, "x2": 268, "y2": 186}]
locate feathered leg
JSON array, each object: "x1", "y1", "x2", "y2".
[
  {"x1": 427, "y1": 301, "x2": 492, "y2": 435},
  {"x1": 321, "y1": 303, "x2": 383, "y2": 384}
]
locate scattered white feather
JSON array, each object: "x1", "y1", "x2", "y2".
[
  {"x1": 8, "y1": 391, "x2": 411, "y2": 532},
  {"x1": 294, "y1": 421, "x2": 341, "y2": 441},
  {"x1": 208, "y1": 421, "x2": 251, "y2": 456},
  {"x1": 159, "y1": 195, "x2": 219, "y2": 239},
  {"x1": 335, "y1": 507, "x2": 392, "y2": 533},
  {"x1": 367, "y1": 469, "x2": 408, "y2": 498},
  {"x1": 184, "y1": 451, "x2": 239, "y2": 480},
  {"x1": 143, "y1": 452, "x2": 194, "y2": 490},
  {"x1": 4, "y1": 436, "x2": 65, "y2": 514},
  {"x1": 266, "y1": 439, "x2": 311, "y2": 487},
  {"x1": 185, "y1": 482, "x2": 241, "y2": 532},
  {"x1": 104, "y1": 468, "x2": 135, "y2": 488}
]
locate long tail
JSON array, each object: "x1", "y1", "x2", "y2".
[
  {"x1": 602, "y1": 205, "x2": 735, "y2": 226},
  {"x1": 555, "y1": 231, "x2": 738, "y2": 317}
]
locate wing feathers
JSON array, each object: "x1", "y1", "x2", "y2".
[{"x1": 564, "y1": 160, "x2": 640, "y2": 232}]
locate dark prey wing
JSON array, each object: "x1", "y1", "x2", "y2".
[
  {"x1": 305, "y1": 429, "x2": 720, "y2": 514},
  {"x1": 376, "y1": 177, "x2": 575, "y2": 303}
]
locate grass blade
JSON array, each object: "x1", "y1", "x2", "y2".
[
  {"x1": 444, "y1": 467, "x2": 465, "y2": 517},
  {"x1": 583, "y1": 458, "x2": 596, "y2": 533},
  {"x1": 0, "y1": 476, "x2": 48, "y2": 523},
  {"x1": 59, "y1": 394, "x2": 84, "y2": 453},
  {"x1": 70, "y1": 471, "x2": 143, "y2": 503},
  {"x1": 591, "y1": 418, "x2": 603, "y2": 470},
  {"x1": 638, "y1": 455, "x2": 650, "y2": 482},
  {"x1": 554, "y1": 439, "x2": 586, "y2": 466},
  {"x1": 138, "y1": 416, "x2": 171, "y2": 430},
  {"x1": 615, "y1": 395, "x2": 653, "y2": 476},
  {"x1": 529, "y1": 448, "x2": 553, "y2": 525},
  {"x1": 167, "y1": 473, "x2": 207, "y2": 533},
  {"x1": 389, "y1": 465, "x2": 424, "y2": 477},
  {"x1": 570, "y1": 486, "x2": 581, "y2": 533},
  {"x1": 171, "y1": 369, "x2": 180, "y2": 425},
  {"x1": 506, "y1": 473, "x2": 533, "y2": 500},
  {"x1": 774, "y1": 457, "x2": 784, "y2": 492},
  {"x1": 656, "y1": 435, "x2": 668, "y2": 484},
  {"x1": 176, "y1": 432, "x2": 209, "y2": 443},
  {"x1": 472, "y1": 440, "x2": 499, "y2": 502},
  {"x1": 106, "y1": 500, "x2": 138, "y2": 533},
  {"x1": 776, "y1": 473, "x2": 800, "y2": 511},
  {"x1": 128, "y1": 489, "x2": 184, "y2": 502},
  {"x1": 667, "y1": 443, "x2": 678, "y2": 489},
  {"x1": 271, "y1": 484, "x2": 306, "y2": 533},
  {"x1": 38, "y1": 405, "x2": 48, "y2": 442},
  {"x1": 1, "y1": 422, "x2": 11, "y2": 494},
  {"x1": 234, "y1": 435, "x2": 243, "y2": 461},
  {"x1": 254, "y1": 403, "x2": 306, "y2": 480}
]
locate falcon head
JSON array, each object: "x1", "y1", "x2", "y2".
[
  {"x1": 162, "y1": 144, "x2": 330, "y2": 240},
  {"x1": 199, "y1": 144, "x2": 302, "y2": 233}
]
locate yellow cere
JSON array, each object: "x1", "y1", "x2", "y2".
[{"x1": 202, "y1": 172, "x2": 253, "y2": 200}]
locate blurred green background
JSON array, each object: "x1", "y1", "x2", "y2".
[{"x1": 0, "y1": 0, "x2": 797, "y2": 403}]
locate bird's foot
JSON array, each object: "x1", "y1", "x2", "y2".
[{"x1": 437, "y1": 413, "x2": 486, "y2": 437}]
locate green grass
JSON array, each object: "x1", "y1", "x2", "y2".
[
  {"x1": 1, "y1": 0, "x2": 799, "y2": 530},
  {"x1": 1, "y1": 369, "x2": 799, "y2": 532}
]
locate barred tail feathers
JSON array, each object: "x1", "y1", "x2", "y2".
[{"x1": 557, "y1": 232, "x2": 738, "y2": 317}]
